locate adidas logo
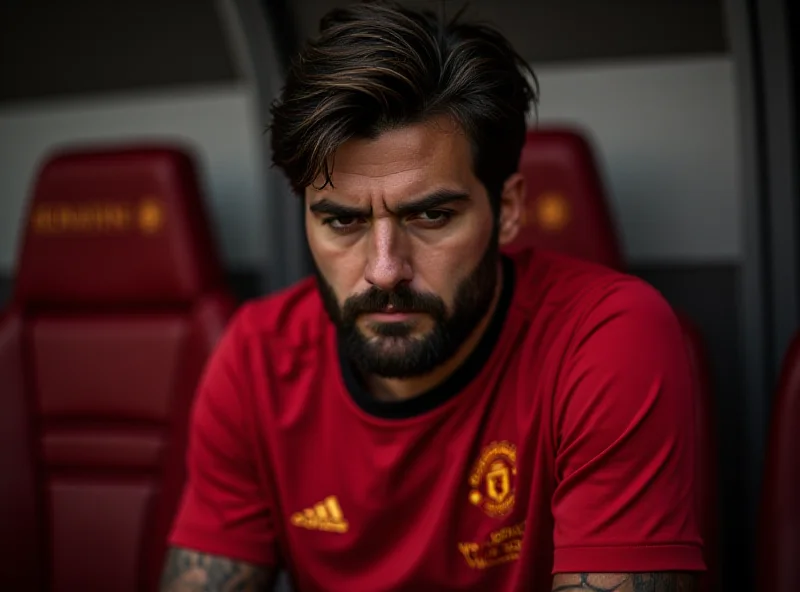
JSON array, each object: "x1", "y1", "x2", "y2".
[{"x1": 290, "y1": 495, "x2": 349, "y2": 533}]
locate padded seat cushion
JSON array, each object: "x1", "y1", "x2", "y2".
[{"x1": 0, "y1": 144, "x2": 236, "y2": 592}]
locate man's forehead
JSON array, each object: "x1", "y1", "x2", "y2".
[
  {"x1": 336, "y1": 120, "x2": 465, "y2": 166},
  {"x1": 307, "y1": 117, "x2": 474, "y2": 203}
]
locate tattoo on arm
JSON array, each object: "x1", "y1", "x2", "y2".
[
  {"x1": 552, "y1": 573, "x2": 695, "y2": 592},
  {"x1": 160, "y1": 547, "x2": 274, "y2": 592}
]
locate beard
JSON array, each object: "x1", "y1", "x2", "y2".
[{"x1": 315, "y1": 234, "x2": 500, "y2": 379}]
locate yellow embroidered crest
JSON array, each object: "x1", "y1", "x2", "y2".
[{"x1": 468, "y1": 441, "x2": 517, "y2": 517}]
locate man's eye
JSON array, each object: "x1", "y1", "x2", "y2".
[
  {"x1": 413, "y1": 210, "x2": 453, "y2": 226},
  {"x1": 324, "y1": 216, "x2": 363, "y2": 232}
]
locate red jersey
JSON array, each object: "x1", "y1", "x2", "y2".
[{"x1": 169, "y1": 250, "x2": 704, "y2": 591}]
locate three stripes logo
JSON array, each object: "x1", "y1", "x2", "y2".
[{"x1": 290, "y1": 495, "x2": 349, "y2": 533}]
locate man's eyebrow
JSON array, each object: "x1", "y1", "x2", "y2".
[
  {"x1": 308, "y1": 189, "x2": 470, "y2": 218},
  {"x1": 392, "y1": 189, "x2": 471, "y2": 217},
  {"x1": 308, "y1": 199, "x2": 369, "y2": 217}
]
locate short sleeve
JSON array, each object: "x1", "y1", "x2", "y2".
[
  {"x1": 168, "y1": 308, "x2": 278, "y2": 566},
  {"x1": 551, "y1": 279, "x2": 705, "y2": 574}
]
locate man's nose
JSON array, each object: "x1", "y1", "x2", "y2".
[{"x1": 364, "y1": 218, "x2": 413, "y2": 291}]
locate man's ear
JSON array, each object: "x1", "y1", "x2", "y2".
[{"x1": 497, "y1": 173, "x2": 526, "y2": 247}]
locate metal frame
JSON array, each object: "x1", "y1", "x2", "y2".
[
  {"x1": 757, "y1": 0, "x2": 799, "y2": 377},
  {"x1": 721, "y1": 3, "x2": 764, "y2": 587},
  {"x1": 725, "y1": 0, "x2": 798, "y2": 585},
  {"x1": 216, "y1": 0, "x2": 313, "y2": 293}
]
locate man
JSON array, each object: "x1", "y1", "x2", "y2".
[{"x1": 162, "y1": 1, "x2": 704, "y2": 590}]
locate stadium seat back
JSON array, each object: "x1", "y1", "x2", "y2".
[
  {"x1": 503, "y1": 128, "x2": 624, "y2": 270},
  {"x1": 760, "y1": 331, "x2": 800, "y2": 591},
  {"x1": 0, "y1": 145, "x2": 236, "y2": 592}
]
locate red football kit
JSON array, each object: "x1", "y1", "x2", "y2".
[{"x1": 169, "y1": 250, "x2": 704, "y2": 591}]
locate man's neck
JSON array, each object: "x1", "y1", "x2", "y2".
[{"x1": 364, "y1": 261, "x2": 505, "y2": 402}]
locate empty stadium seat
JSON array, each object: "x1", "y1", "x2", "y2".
[
  {"x1": 504, "y1": 128, "x2": 624, "y2": 270},
  {"x1": 0, "y1": 145, "x2": 237, "y2": 592},
  {"x1": 760, "y1": 331, "x2": 800, "y2": 592},
  {"x1": 505, "y1": 126, "x2": 718, "y2": 587}
]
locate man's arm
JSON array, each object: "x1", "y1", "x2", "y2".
[
  {"x1": 165, "y1": 308, "x2": 281, "y2": 586},
  {"x1": 550, "y1": 282, "x2": 705, "y2": 577},
  {"x1": 552, "y1": 573, "x2": 695, "y2": 591},
  {"x1": 160, "y1": 547, "x2": 275, "y2": 592}
]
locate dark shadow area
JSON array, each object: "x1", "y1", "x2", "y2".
[
  {"x1": 289, "y1": 0, "x2": 728, "y2": 65},
  {"x1": 0, "y1": 0, "x2": 237, "y2": 103},
  {"x1": 0, "y1": 276, "x2": 10, "y2": 307},
  {"x1": 227, "y1": 269, "x2": 267, "y2": 303},
  {"x1": 632, "y1": 262, "x2": 745, "y2": 591}
]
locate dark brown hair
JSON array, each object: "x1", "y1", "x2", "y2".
[{"x1": 269, "y1": 1, "x2": 538, "y2": 210}]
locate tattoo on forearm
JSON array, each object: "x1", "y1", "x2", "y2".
[
  {"x1": 160, "y1": 547, "x2": 273, "y2": 592},
  {"x1": 552, "y1": 573, "x2": 695, "y2": 592}
]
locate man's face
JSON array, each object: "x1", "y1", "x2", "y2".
[{"x1": 305, "y1": 116, "x2": 503, "y2": 379}]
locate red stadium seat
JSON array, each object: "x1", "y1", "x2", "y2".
[
  {"x1": 504, "y1": 128, "x2": 624, "y2": 270},
  {"x1": 760, "y1": 331, "x2": 800, "y2": 592},
  {"x1": 0, "y1": 145, "x2": 237, "y2": 592},
  {"x1": 505, "y1": 126, "x2": 718, "y2": 587}
]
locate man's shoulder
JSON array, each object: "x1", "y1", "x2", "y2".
[
  {"x1": 229, "y1": 276, "x2": 329, "y2": 349},
  {"x1": 511, "y1": 249, "x2": 667, "y2": 322}
]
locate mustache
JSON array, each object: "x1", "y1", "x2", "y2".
[{"x1": 341, "y1": 284, "x2": 446, "y2": 320}]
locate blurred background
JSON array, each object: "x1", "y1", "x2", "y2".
[{"x1": 0, "y1": 0, "x2": 797, "y2": 590}]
